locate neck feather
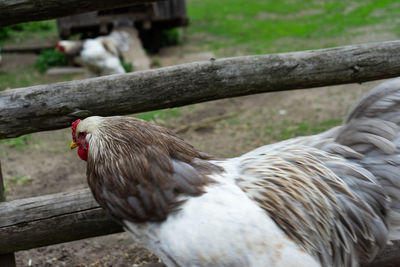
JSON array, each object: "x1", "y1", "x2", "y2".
[{"x1": 86, "y1": 116, "x2": 223, "y2": 223}]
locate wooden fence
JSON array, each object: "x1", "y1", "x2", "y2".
[
  {"x1": 2, "y1": 40, "x2": 400, "y2": 139},
  {"x1": 1, "y1": 1, "x2": 400, "y2": 266},
  {"x1": 0, "y1": 0, "x2": 163, "y2": 27}
]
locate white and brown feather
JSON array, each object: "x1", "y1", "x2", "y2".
[
  {"x1": 85, "y1": 117, "x2": 221, "y2": 222},
  {"x1": 236, "y1": 144, "x2": 389, "y2": 267}
]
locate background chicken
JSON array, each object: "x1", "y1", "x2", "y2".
[
  {"x1": 56, "y1": 30, "x2": 127, "y2": 77},
  {"x1": 71, "y1": 78, "x2": 400, "y2": 267}
]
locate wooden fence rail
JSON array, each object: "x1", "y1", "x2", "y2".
[
  {"x1": 2, "y1": 40, "x2": 400, "y2": 139},
  {"x1": 0, "y1": 0, "x2": 162, "y2": 27},
  {"x1": 0, "y1": 189, "x2": 121, "y2": 254}
]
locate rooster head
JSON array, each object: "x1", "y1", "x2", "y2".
[
  {"x1": 70, "y1": 117, "x2": 93, "y2": 161},
  {"x1": 56, "y1": 40, "x2": 83, "y2": 56},
  {"x1": 71, "y1": 119, "x2": 87, "y2": 161},
  {"x1": 55, "y1": 41, "x2": 65, "y2": 52},
  {"x1": 71, "y1": 116, "x2": 104, "y2": 161}
]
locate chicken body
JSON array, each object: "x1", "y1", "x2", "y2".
[
  {"x1": 71, "y1": 78, "x2": 400, "y2": 267},
  {"x1": 57, "y1": 33, "x2": 125, "y2": 77},
  {"x1": 124, "y1": 162, "x2": 321, "y2": 267}
]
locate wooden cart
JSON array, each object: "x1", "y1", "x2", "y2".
[{"x1": 57, "y1": 0, "x2": 188, "y2": 52}]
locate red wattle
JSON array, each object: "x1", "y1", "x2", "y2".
[{"x1": 77, "y1": 146, "x2": 88, "y2": 161}]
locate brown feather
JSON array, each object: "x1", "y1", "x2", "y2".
[{"x1": 86, "y1": 116, "x2": 222, "y2": 223}]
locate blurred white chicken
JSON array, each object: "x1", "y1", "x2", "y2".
[{"x1": 56, "y1": 31, "x2": 127, "y2": 77}]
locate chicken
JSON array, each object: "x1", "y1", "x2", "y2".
[
  {"x1": 56, "y1": 33, "x2": 126, "y2": 77},
  {"x1": 70, "y1": 78, "x2": 400, "y2": 267}
]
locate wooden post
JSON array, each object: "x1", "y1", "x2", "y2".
[
  {"x1": 0, "y1": 162, "x2": 16, "y2": 267},
  {"x1": 0, "y1": 162, "x2": 4, "y2": 203}
]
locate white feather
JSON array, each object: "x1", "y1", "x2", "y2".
[
  {"x1": 80, "y1": 39, "x2": 125, "y2": 77},
  {"x1": 124, "y1": 163, "x2": 320, "y2": 267}
]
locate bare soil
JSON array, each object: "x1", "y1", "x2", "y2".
[{"x1": 0, "y1": 31, "x2": 396, "y2": 266}]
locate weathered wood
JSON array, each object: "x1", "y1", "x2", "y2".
[
  {"x1": 0, "y1": 189, "x2": 122, "y2": 254},
  {"x1": 0, "y1": 0, "x2": 162, "y2": 27},
  {"x1": 0, "y1": 187, "x2": 399, "y2": 266},
  {"x1": 1, "y1": 43, "x2": 56, "y2": 54},
  {"x1": 2, "y1": 40, "x2": 400, "y2": 139},
  {"x1": 152, "y1": 0, "x2": 188, "y2": 21},
  {"x1": 0, "y1": 162, "x2": 5, "y2": 203},
  {"x1": 46, "y1": 67, "x2": 85, "y2": 76},
  {"x1": 0, "y1": 254, "x2": 16, "y2": 267},
  {"x1": 0, "y1": 161, "x2": 16, "y2": 267}
]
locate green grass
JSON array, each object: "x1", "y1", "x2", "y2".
[
  {"x1": 266, "y1": 119, "x2": 342, "y2": 140},
  {"x1": 187, "y1": 0, "x2": 400, "y2": 54},
  {"x1": 0, "y1": 64, "x2": 77, "y2": 90},
  {"x1": 4, "y1": 175, "x2": 33, "y2": 194},
  {"x1": 133, "y1": 108, "x2": 182, "y2": 122},
  {"x1": 0, "y1": 66, "x2": 40, "y2": 90},
  {"x1": 0, "y1": 135, "x2": 31, "y2": 150},
  {"x1": 0, "y1": 20, "x2": 57, "y2": 45}
]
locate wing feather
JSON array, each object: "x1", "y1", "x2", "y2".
[{"x1": 236, "y1": 145, "x2": 389, "y2": 267}]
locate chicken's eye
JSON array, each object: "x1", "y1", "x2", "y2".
[{"x1": 78, "y1": 132, "x2": 85, "y2": 137}]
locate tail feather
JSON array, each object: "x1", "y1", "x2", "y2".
[
  {"x1": 337, "y1": 78, "x2": 400, "y2": 241},
  {"x1": 345, "y1": 78, "x2": 400, "y2": 123}
]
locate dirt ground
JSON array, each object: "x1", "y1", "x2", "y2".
[{"x1": 0, "y1": 30, "x2": 398, "y2": 266}]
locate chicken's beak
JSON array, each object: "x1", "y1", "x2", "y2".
[{"x1": 70, "y1": 141, "x2": 78, "y2": 149}]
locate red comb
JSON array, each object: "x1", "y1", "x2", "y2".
[{"x1": 71, "y1": 119, "x2": 81, "y2": 141}]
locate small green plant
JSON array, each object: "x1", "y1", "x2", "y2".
[
  {"x1": 151, "y1": 59, "x2": 162, "y2": 68},
  {"x1": 22, "y1": 21, "x2": 53, "y2": 32},
  {"x1": 161, "y1": 28, "x2": 181, "y2": 46},
  {"x1": 121, "y1": 61, "x2": 133, "y2": 72},
  {"x1": 0, "y1": 26, "x2": 10, "y2": 39},
  {"x1": 35, "y1": 49, "x2": 68, "y2": 73}
]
